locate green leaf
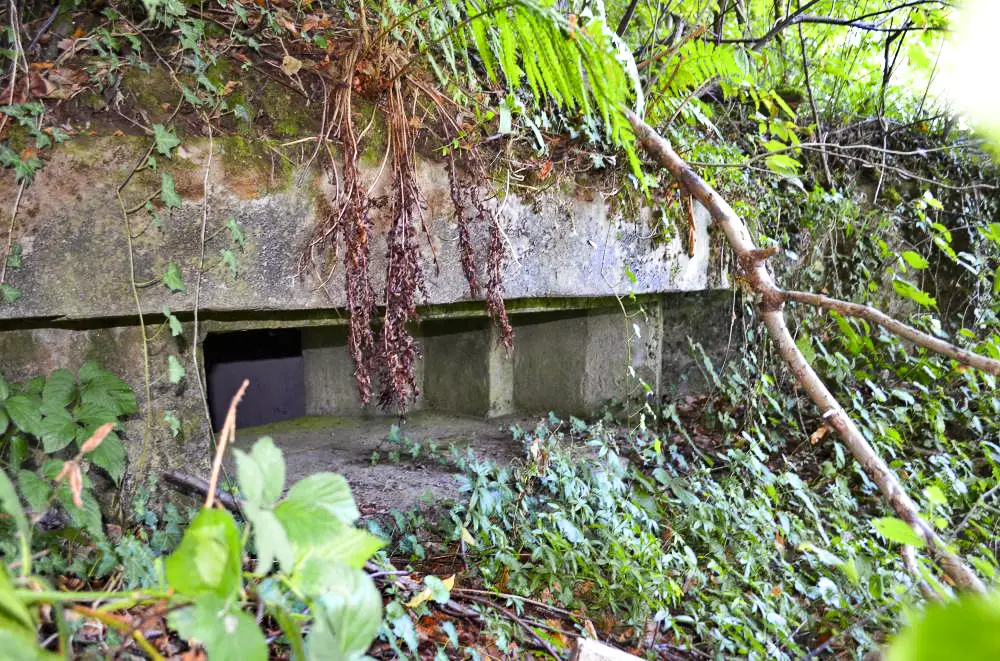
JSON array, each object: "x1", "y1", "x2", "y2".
[
  {"x1": 225, "y1": 218, "x2": 245, "y2": 249},
  {"x1": 765, "y1": 153, "x2": 802, "y2": 175},
  {"x1": 0, "y1": 468, "x2": 29, "y2": 548},
  {"x1": 872, "y1": 517, "x2": 926, "y2": 548},
  {"x1": 5, "y1": 395, "x2": 42, "y2": 437},
  {"x1": 0, "y1": 408, "x2": 7, "y2": 436},
  {"x1": 1, "y1": 284, "x2": 21, "y2": 304},
  {"x1": 0, "y1": 371, "x2": 9, "y2": 400},
  {"x1": 165, "y1": 508, "x2": 243, "y2": 598},
  {"x1": 285, "y1": 473, "x2": 359, "y2": 525},
  {"x1": 167, "y1": 355, "x2": 185, "y2": 384},
  {"x1": 78, "y1": 366, "x2": 136, "y2": 417},
  {"x1": 152, "y1": 123, "x2": 180, "y2": 156},
  {"x1": 164, "y1": 411, "x2": 182, "y2": 437},
  {"x1": 17, "y1": 470, "x2": 50, "y2": 511},
  {"x1": 37, "y1": 409, "x2": 78, "y2": 453},
  {"x1": 161, "y1": 172, "x2": 183, "y2": 208},
  {"x1": 220, "y1": 248, "x2": 238, "y2": 278},
  {"x1": 892, "y1": 278, "x2": 936, "y2": 308},
  {"x1": 902, "y1": 251, "x2": 929, "y2": 270},
  {"x1": 42, "y1": 369, "x2": 76, "y2": 410},
  {"x1": 162, "y1": 262, "x2": 186, "y2": 293},
  {"x1": 0, "y1": 630, "x2": 61, "y2": 661},
  {"x1": 306, "y1": 565, "x2": 383, "y2": 660},
  {"x1": 886, "y1": 592, "x2": 1000, "y2": 661},
  {"x1": 306, "y1": 527, "x2": 385, "y2": 570},
  {"x1": 273, "y1": 498, "x2": 344, "y2": 558},
  {"x1": 56, "y1": 482, "x2": 103, "y2": 537},
  {"x1": 235, "y1": 437, "x2": 285, "y2": 507},
  {"x1": 84, "y1": 429, "x2": 125, "y2": 483},
  {"x1": 244, "y1": 503, "x2": 295, "y2": 575},
  {"x1": 168, "y1": 596, "x2": 267, "y2": 661},
  {"x1": 0, "y1": 564, "x2": 36, "y2": 634},
  {"x1": 424, "y1": 575, "x2": 452, "y2": 604},
  {"x1": 162, "y1": 305, "x2": 183, "y2": 337}
]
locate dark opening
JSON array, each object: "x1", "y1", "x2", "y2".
[{"x1": 204, "y1": 328, "x2": 305, "y2": 431}]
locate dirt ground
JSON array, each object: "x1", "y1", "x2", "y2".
[{"x1": 233, "y1": 412, "x2": 538, "y2": 514}]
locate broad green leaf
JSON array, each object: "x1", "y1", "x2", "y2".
[
  {"x1": 17, "y1": 470, "x2": 50, "y2": 511},
  {"x1": 78, "y1": 367, "x2": 136, "y2": 417},
  {"x1": 765, "y1": 153, "x2": 801, "y2": 175},
  {"x1": 152, "y1": 123, "x2": 180, "y2": 156},
  {"x1": 274, "y1": 497, "x2": 343, "y2": 557},
  {"x1": 167, "y1": 355, "x2": 185, "y2": 384},
  {"x1": 83, "y1": 429, "x2": 125, "y2": 483},
  {"x1": 161, "y1": 172, "x2": 182, "y2": 208},
  {"x1": 872, "y1": 517, "x2": 925, "y2": 548},
  {"x1": 0, "y1": 631, "x2": 60, "y2": 661},
  {"x1": 5, "y1": 395, "x2": 41, "y2": 437},
  {"x1": 307, "y1": 565, "x2": 383, "y2": 660},
  {"x1": 235, "y1": 437, "x2": 284, "y2": 507},
  {"x1": 0, "y1": 408, "x2": 7, "y2": 435},
  {"x1": 55, "y1": 482, "x2": 103, "y2": 537},
  {"x1": 42, "y1": 369, "x2": 76, "y2": 410},
  {"x1": 424, "y1": 574, "x2": 454, "y2": 604},
  {"x1": 168, "y1": 595, "x2": 267, "y2": 661},
  {"x1": 285, "y1": 473, "x2": 359, "y2": 525},
  {"x1": 307, "y1": 527, "x2": 385, "y2": 570},
  {"x1": 165, "y1": 508, "x2": 242, "y2": 598},
  {"x1": 37, "y1": 409, "x2": 78, "y2": 453},
  {"x1": 886, "y1": 592, "x2": 1000, "y2": 661},
  {"x1": 162, "y1": 305, "x2": 183, "y2": 337},
  {"x1": 0, "y1": 564, "x2": 36, "y2": 634},
  {"x1": 0, "y1": 371, "x2": 8, "y2": 400},
  {"x1": 0, "y1": 468, "x2": 29, "y2": 548},
  {"x1": 892, "y1": 279, "x2": 936, "y2": 308},
  {"x1": 901, "y1": 251, "x2": 929, "y2": 270},
  {"x1": 162, "y1": 262, "x2": 186, "y2": 293},
  {"x1": 244, "y1": 502, "x2": 294, "y2": 575}
]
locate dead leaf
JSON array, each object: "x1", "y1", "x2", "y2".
[
  {"x1": 810, "y1": 424, "x2": 830, "y2": 444},
  {"x1": 221, "y1": 80, "x2": 241, "y2": 96},
  {"x1": 770, "y1": 585, "x2": 782, "y2": 597},
  {"x1": 538, "y1": 160, "x2": 554, "y2": 179},
  {"x1": 80, "y1": 422, "x2": 114, "y2": 455},
  {"x1": 405, "y1": 588, "x2": 432, "y2": 609},
  {"x1": 460, "y1": 526, "x2": 477, "y2": 547},
  {"x1": 281, "y1": 55, "x2": 303, "y2": 77},
  {"x1": 582, "y1": 619, "x2": 598, "y2": 639}
]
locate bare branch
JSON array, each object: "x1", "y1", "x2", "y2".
[
  {"x1": 626, "y1": 109, "x2": 986, "y2": 594},
  {"x1": 781, "y1": 289, "x2": 1000, "y2": 376}
]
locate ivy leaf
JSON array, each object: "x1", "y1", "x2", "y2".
[
  {"x1": 225, "y1": 218, "x2": 245, "y2": 249},
  {"x1": 164, "y1": 411, "x2": 182, "y2": 437},
  {"x1": 167, "y1": 355, "x2": 185, "y2": 384},
  {"x1": 168, "y1": 595, "x2": 267, "y2": 661},
  {"x1": 161, "y1": 172, "x2": 182, "y2": 208},
  {"x1": 165, "y1": 508, "x2": 243, "y2": 598},
  {"x1": 1, "y1": 284, "x2": 21, "y2": 304},
  {"x1": 152, "y1": 123, "x2": 180, "y2": 156},
  {"x1": 162, "y1": 305, "x2": 183, "y2": 337},
  {"x1": 220, "y1": 248, "x2": 238, "y2": 278},
  {"x1": 872, "y1": 517, "x2": 926, "y2": 548},
  {"x1": 162, "y1": 262, "x2": 186, "y2": 293}
]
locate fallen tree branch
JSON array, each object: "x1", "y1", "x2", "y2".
[
  {"x1": 626, "y1": 109, "x2": 986, "y2": 594},
  {"x1": 780, "y1": 289, "x2": 1000, "y2": 376}
]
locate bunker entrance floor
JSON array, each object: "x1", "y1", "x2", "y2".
[{"x1": 232, "y1": 412, "x2": 539, "y2": 514}]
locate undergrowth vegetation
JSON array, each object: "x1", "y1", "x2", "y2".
[{"x1": 2, "y1": 0, "x2": 1000, "y2": 659}]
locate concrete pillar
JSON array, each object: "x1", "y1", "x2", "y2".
[{"x1": 486, "y1": 324, "x2": 514, "y2": 417}]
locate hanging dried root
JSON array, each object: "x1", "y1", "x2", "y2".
[
  {"x1": 447, "y1": 152, "x2": 483, "y2": 298},
  {"x1": 377, "y1": 81, "x2": 426, "y2": 412},
  {"x1": 487, "y1": 213, "x2": 513, "y2": 353}
]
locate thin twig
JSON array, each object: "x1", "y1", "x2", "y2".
[{"x1": 206, "y1": 379, "x2": 249, "y2": 509}]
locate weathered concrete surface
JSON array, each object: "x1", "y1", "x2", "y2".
[
  {"x1": 661, "y1": 289, "x2": 741, "y2": 394},
  {"x1": 0, "y1": 137, "x2": 723, "y2": 322},
  {"x1": 230, "y1": 412, "x2": 533, "y2": 514}
]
